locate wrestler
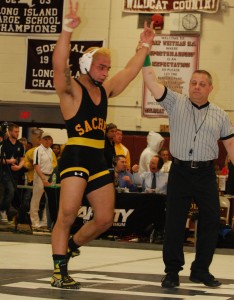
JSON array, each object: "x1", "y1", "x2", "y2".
[{"x1": 51, "y1": 0, "x2": 155, "y2": 289}]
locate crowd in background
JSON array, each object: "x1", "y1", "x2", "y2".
[{"x1": 0, "y1": 121, "x2": 232, "y2": 236}]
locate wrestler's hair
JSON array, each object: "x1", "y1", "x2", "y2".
[
  {"x1": 84, "y1": 47, "x2": 110, "y2": 56},
  {"x1": 79, "y1": 47, "x2": 111, "y2": 74}
]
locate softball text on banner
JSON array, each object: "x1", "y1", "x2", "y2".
[
  {"x1": 25, "y1": 39, "x2": 104, "y2": 91},
  {"x1": 0, "y1": 0, "x2": 64, "y2": 34},
  {"x1": 143, "y1": 35, "x2": 199, "y2": 117}
]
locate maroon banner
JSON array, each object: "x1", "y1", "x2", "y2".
[
  {"x1": 123, "y1": 0, "x2": 219, "y2": 13},
  {"x1": 25, "y1": 38, "x2": 104, "y2": 91}
]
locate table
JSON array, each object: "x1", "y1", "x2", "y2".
[
  {"x1": 15, "y1": 185, "x2": 33, "y2": 231},
  {"x1": 45, "y1": 186, "x2": 166, "y2": 236}
]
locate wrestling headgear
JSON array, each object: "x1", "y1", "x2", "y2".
[{"x1": 79, "y1": 48, "x2": 99, "y2": 74}]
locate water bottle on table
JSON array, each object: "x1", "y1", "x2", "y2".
[{"x1": 52, "y1": 173, "x2": 57, "y2": 186}]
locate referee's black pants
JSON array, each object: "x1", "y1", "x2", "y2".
[{"x1": 163, "y1": 162, "x2": 220, "y2": 274}]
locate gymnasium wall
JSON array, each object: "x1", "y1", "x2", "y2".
[{"x1": 0, "y1": 0, "x2": 234, "y2": 133}]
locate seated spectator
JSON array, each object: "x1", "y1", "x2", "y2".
[
  {"x1": 133, "y1": 155, "x2": 167, "y2": 241},
  {"x1": 114, "y1": 129, "x2": 131, "y2": 171},
  {"x1": 158, "y1": 147, "x2": 172, "y2": 173},
  {"x1": 139, "y1": 131, "x2": 164, "y2": 173},
  {"x1": 132, "y1": 155, "x2": 168, "y2": 194},
  {"x1": 114, "y1": 155, "x2": 137, "y2": 192}
]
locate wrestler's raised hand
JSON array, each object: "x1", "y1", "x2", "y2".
[
  {"x1": 63, "y1": 0, "x2": 81, "y2": 32},
  {"x1": 140, "y1": 21, "x2": 155, "y2": 45}
]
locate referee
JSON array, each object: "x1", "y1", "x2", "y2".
[{"x1": 143, "y1": 59, "x2": 234, "y2": 288}]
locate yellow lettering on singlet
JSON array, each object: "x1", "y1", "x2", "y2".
[
  {"x1": 74, "y1": 118, "x2": 106, "y2": 136},
  {"x1": 75, "y1": 124, "x2": 85, "y2": 136},
  {"x1": 92, "y1": 117, "x2": 98, "y2": 130},
  {"x1": 84, "y1": 120, "x2": 92, "y2": 132},
  {"x1": 98, "y1": 118, "x2": 104, "y2": 130}
]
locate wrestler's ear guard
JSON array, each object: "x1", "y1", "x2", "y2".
[{"x1": 79, "y1": 48, "x2": 99, "y2": 74}]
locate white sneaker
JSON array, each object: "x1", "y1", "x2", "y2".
[{"x1": 0, "y1": 211, "x2": 9, "y2": 224}]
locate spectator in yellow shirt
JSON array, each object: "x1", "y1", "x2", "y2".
[{"x1": 114, "y1": 129, "x2": 131, "y2": 171}]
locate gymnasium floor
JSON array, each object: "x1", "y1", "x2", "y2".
[{"x1": 0, "y1": 230, "x2": 234, "y2": 300}]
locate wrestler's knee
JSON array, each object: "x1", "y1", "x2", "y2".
[
  {"x1": 57, "y1": 210, "x2": 77, "y2": 228},
  {"x1": 95, "y1": 214, "x2": 114, "y2": 232}
]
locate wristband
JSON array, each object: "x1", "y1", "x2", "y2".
[
  {"x1": 63, "y1": 18, "x2": 73, "y2": 32},
  {"x1": 143, "y1": 54, "x2": 151, "y2": 67},
  {"x1": 142, "y1": 42, "x2": 151, "y2": 48}
]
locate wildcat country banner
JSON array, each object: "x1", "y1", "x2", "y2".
[
  {"x1": 0, "y1": 0, "x2": 64, "y2": 34},
  {"x1": 25, "y1": 38, "x2": 104, "y2": 91},
  {"x1": 123, "y1": 0, "x2": 220, "y2": 14}
]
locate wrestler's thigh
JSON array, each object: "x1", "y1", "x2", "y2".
[
  {"x1": 58, "y1": 176, "x2": 87, "y2": 219},
  {"x1": 87, "y1": 183, "x2": 115, "y2": 219}
]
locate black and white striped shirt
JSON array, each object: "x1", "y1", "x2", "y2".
[{"x1": 157, "y1": 88, "x2": 234, "y2": 161}]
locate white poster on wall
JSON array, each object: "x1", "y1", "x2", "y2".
[{"x1": 142, "y1": 34, "x2": 199, "y2": 118}]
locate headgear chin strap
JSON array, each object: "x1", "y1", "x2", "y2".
[
  {"x1": 79, "y1": 48, "x2": 99, "y2": 74},
  {"x1": 86, "y1": 71, "x2": 102, "y2": 87}
]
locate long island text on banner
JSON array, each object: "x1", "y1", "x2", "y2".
[
  {"x1": 0, "y1": 0, "x2": 64, "y2": 34},
  {"x1": 123, "y1": 0, "x2": 220, "y2": 13},
  {"x1": 142, "y1": 35, "x2": 199, "y2": 117},
  {"x1": 25, "y1": 38, "x2": 104, "y2": 91}
]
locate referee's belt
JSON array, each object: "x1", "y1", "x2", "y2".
[
  {"x1": 42, "y1": 173, "x2": 52, "y2": 176},
  {"x1": 173, "y1": 157, "x2": 214, "y2": 169}
]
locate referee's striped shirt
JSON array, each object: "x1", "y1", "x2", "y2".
[{"x1": 156, "y1": 87, "x2": 234, "y2": 161}]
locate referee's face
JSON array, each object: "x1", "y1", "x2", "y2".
[{"x1": 189, "y1": 73, "x2": 213, "y2": 106}]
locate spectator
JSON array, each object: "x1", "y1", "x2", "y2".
[
  {"x1": 132, "y1": 155, "x2": 167, "y2": 241},
  {"x1": 51, "y1": 144, "x2": 61, "y2": 161},
  {"x1": 104, "y1": 123, "x2": 117, "y2": 180},
  {"x1": 139, "y1": 131, "x2": 164, "y2": 173},
  {"x1": 18, "y1": 137, "x2": 28, "y2": 185},
  {"x1": 114, "y1": 155, "x2": 137, "y2": 192},
  {"x1": 114, "y1": 129, "x2": 131, "y2": 171},
  {"x1": 30, "y1": 132, "x2": 57, "y2": 231},
  {"x1": 26, "y1": 141, "x2": 33, "y2": 152},
  {"x1": 159, "y1": 148, "x2": 172, "y2": 173},
  {"x1": 132, "y1": 155, "x2": 168, "y2": 194},
  {"x1": 0, "y1": 123, "x2": 25, "y2": 224},
  {"x1": 24, "y1": 137, "x2": 43, "y2": 186}
]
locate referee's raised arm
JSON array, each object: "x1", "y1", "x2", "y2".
[{"x1": 142, "y1": 57, "x2": 165, "y2": 100}]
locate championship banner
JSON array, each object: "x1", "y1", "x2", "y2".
[
  {"x1": 123, "y1": 0, "x2": 220, "y2": 13},
  {"x1": 25, "y1": 38, "x2": 104, "y2": 91},
  {"x1": 0, "y1": 0, "x2": 64, "y2": 34},
  {"x1": 143, "y1": 34, "x2": 199, "y2": 117}
]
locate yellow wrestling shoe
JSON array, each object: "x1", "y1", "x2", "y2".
[{"x1": 51, "y1": 273, "x2": 80, "y2": 289}]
